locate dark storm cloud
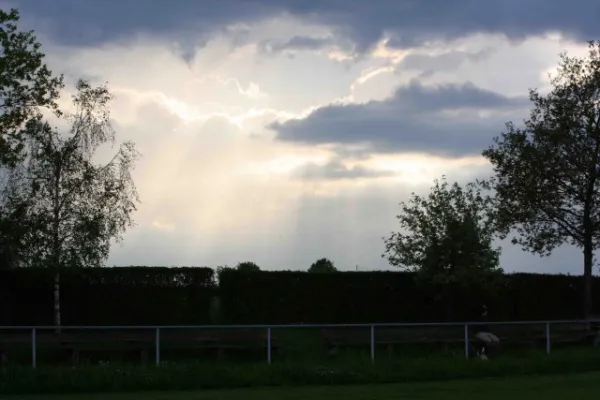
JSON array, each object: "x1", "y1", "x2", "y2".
[
  {"x1": 270, "y1": 81, "x2": 528, "y2": 157},
  {"x1": 390, "y1": 80, "x2": 527, "y2": 112},
  {"x1": 291, "y1": 159, "x2": 395, "y2": 181},
  {"x1": 9, "y1": 0, "x2": 269, "y2": 46},
  {"x1": 9, "y1": 0, "x2": 600, "y2": 58}
]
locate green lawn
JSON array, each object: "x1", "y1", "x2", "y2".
[{"x1": 9, "y1": 371, "x2": 600, "y2": 400}]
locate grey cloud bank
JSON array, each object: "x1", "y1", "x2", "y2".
[
  {"x1": 10, "y1": 0, "x2": 600, "y2": 56},
  {"x1": 271, "y1": 81, "x2": 528, "y2": 157},
  {"x1": 291, "y1": 159, "x2": 396, "y2": 181}
]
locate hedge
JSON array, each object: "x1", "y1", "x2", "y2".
[
  {"x1": 218, "y1": 270, "x2": 600, "y2": 324},
  {"x1": 1, "y1": 267, "x2": 598, "y2": 326},
  {"x1": 0, "y1": 267, "x2": 215, "y2": 325}
]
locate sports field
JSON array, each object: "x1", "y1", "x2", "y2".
[{"x1": 9, "y1": 371, "x2": 600, "y2": 400}]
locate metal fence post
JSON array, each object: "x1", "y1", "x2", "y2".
[
  {"x1": 155, "y1": 328, "x2": 160, "y2": 366},
  {"x1": 546, "y1": 322, "x2": 551, "y2": 354},
  {"x1": 464, "y1": 324, "x2": 469, "y2": 359},
  {"x1": 32, "y1": 328, "x2": 36, "y2": 369},
  {"x1": 267, "y1": 327, "x2": 272, "y2": 364},
  {"x1": 370, "y1": 325, "x2": 375, "y2": 363}
]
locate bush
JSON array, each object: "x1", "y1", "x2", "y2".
[
  {"x1": 235, "y1": 262, "x2": 261, "y2": 272},
  {"x1": 308, "y1": 258, "x2": 337, "y2": 273}
]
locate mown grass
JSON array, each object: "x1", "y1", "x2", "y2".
[
  {"x1": 1, "y1": 348, "x2": 600, "y2": 395},
  {"x1": 8, "y1": 371, "x2": 600, "y2": 399}
]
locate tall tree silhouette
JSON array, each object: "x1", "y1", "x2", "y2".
[{"x1": 483, "y1": 41, "x2": 600, "y2": 317}]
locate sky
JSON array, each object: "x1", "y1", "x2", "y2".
[{"x1": 3, "y1": 0, "x2": 599, "y2": 274}]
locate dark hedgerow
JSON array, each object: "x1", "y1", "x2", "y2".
[{"x1": 0, "y1": 267, "x2": 215, "y2": 326}]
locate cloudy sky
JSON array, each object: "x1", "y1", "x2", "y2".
[{"x1": 4, "y1": 0, "x2": 599, "y2": 274}]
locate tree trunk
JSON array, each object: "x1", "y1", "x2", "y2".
[
  {"x1": 583, "y1": 237, "x2": 594, "y2": 319},
  {"x1": 52, "y1": 160, "x2": 62, "y2": 333},
  {"x1": 54, "y1": 271, "x2": 61, "y2": 333}
]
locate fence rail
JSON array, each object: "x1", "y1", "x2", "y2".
[{"x1": 1, "y1": 319, "x2": 599, "y2": 368}]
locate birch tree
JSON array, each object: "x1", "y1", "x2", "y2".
[{"x1": 16, "y1": 80, "x2": 139, "y2": 328}]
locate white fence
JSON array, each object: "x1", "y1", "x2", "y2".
[{"x1": 1, "y1": 319, "x2": 599, "y2": 368}]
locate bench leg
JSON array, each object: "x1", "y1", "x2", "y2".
[{"x1": 0, "y1": 350, "x2": 7, "y2": 366}]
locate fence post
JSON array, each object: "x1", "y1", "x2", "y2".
[
  {"x1": 267, "y1": 327, "x2": 272, "y2": 364},
  {"x1": 31, "y1": 328, "x2": 36, "y2": 369},
  {"x1": 370, "y1": 325, "x2": 375, "y2": 363},
  {"x1": 546, "y1": 322, "x2": 551, "y2": 354},
  {"x1": 155, "y1": 328, "x2": 160, "y2": 366},
  {"x1": 464, "y1": 324, "x2": 469, "y2": 359}
]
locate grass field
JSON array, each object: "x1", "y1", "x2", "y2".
[
  {"x1": 2, "y1": 348, "x2": 600, "y2": 395},
  {"x1": 8, "y1": 371, "x2": 600, "y2": 400}
]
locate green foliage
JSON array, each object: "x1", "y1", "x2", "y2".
[
  {"x1": 383, "y1": 176, "x2": 502, "y2": 316},
  {"x1": 235, "y1": 261, "x2": 260, "y2": 272},
  {"x1": 214, "y1": 265, "x2": 232, "y2": 285},
  {"x1": 218, "y1": 269, "x2": 600, "y2": 324},
  {"x1": 0, "y1": 351, "x2": 599, "y2": 395},
  {"x1": 0, "y1": 8, "x2": 64, "y2": 167},
  {"x1": 1, "y1": 268, "x2": 598, "y2": 325},
  {"x1": 0, "y1": 192, "x2": 32, "y2": 268},
  {"x1": 0, "y1": 80, "x2": 140, "y2": 327},
  {"x1": 482, "y1": 41, "x2": 600, "y2": 317},
  {"x1": 0, "y1": 7, "x2": 64, "y2": 266},
  {"x1": 0, "y1": 267, "x2": 215, "y2": 325},
  {"x1": 308, "y1": 258, "x2": 337, "y2": 273},
  {"x1": 10, "y1": 80, "x2": 140, "y2": 270},
  {"x1": 218, "y1": 270, "x2": 422, "y2": 324}
]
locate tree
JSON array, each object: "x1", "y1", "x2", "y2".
[
  {"x1": 0, "y1": 8, "x2": 64, "y2": 167},
  {"x1": 235, "y1": 261, "x2": 260, "y2": 272},
  {"x1": 308, "y1": 258, "x2": 337, "y2": 273},
  {"x1": 383, "y1": 177, "x2": 502, "y2": 319},
  {"x1": 0, "y1": 173, "x2": 33, "y2": 268},
  {"x1": 0, "y1": 7, "x2": 64, "y2": 265},
  {"x1": 8, "y1": 80, "x2": 139, "y2": 328},
  {"x1": 482, "y1": 41, "x2": 600, "y2": 318}
]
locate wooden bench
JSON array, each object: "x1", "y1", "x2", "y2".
[
  {"x1": 160, "y1": 329, "x2": 282, "y2": 360},
  {"x1": 0, "y1": 331, "x2": 156, "y2": 364},
  {"x1": 323, "y1": 326, "x2": 465, "y2": 356},
  {"x1": 549, "y1": 322, "x2": 599, "y2": 346},
  {"x1": 323, "y1": 322, "x2": 599, "y2": 357},
  {"x1": 469, "y1": 322, "x2": 599, "y2": 356},
  {"x1": 0, "y1": 329, "x2": 281, "y2": 365}
]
